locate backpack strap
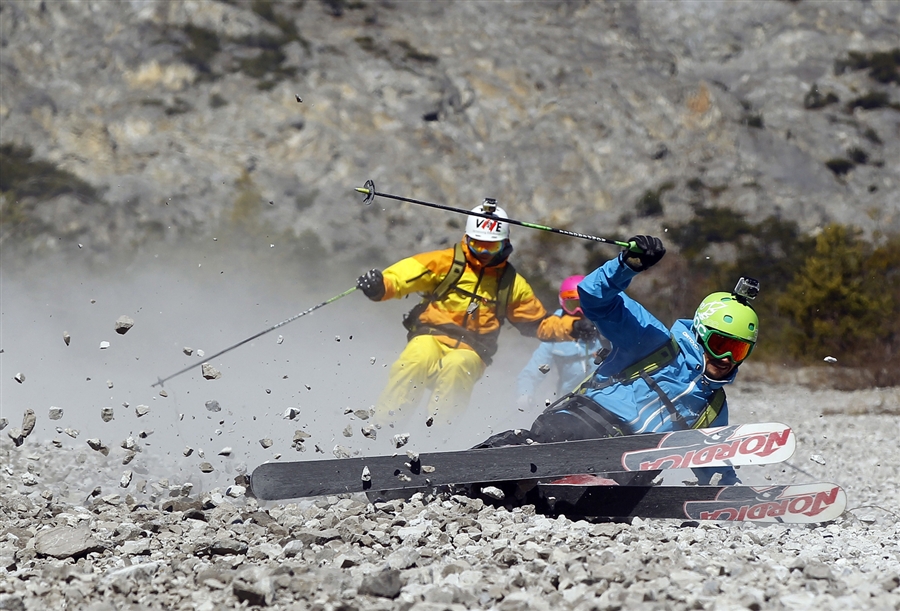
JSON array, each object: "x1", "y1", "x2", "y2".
[
  {"x1": 579, "y1": 335, "x2": 681, "y2": 392},
  {"x1": 494, "y1": 262, "x2": 516, "y2": 326},
  {"x1": 691, "y1": 388, "x2": 726, "y2": 429},
  {"x1": 431, "y1": 242, "x2": 467, "y2": 301}
]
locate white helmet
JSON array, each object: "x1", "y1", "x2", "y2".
[{"x1": 465, "y1": 204, "x2": 510, "y2": 242}]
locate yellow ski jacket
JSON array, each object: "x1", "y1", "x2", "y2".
[{"x1": 377, "y1": 239, "x2": 577, "y2": 364}]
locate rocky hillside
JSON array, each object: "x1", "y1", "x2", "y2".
[{"x1": 1, "y1": 0, "x2": 899, "y2": 279}]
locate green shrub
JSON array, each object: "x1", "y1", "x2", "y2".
[
  {"x1": 636, "y1": 182, "x2": 673, "y2": 217},
  {"x1": 846, "y1": 91, "x2": 891, "y2": 111},
  {"x1": 825, "y1": 158, "x2": 854, "y2": 176},
  {"x1": 778, "y1": 224, "x2": 895, "y2": 366},
  {"x1": 180, "y1": 25, "x2": 220, "y2": 74},
  {"x1": 803, "y1": 84, "x2": 839, "y2": 109},
  {"x1": 668, "y1": 205, "x2": 751, "y2": 258},
  {"x1": 835, "y1": 49, "x2": 900, "y2": 84},
  {"x1": 0, "y1": 143, "x2": 97, "y2": 202}
]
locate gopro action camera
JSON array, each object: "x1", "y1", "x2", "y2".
[{"x1": 733, "y1": 277, "x2": 760, "y2": 301}]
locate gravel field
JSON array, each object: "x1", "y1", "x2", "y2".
[{"x1": 1, "y1": 382, "x2": 898, "y2": 611}]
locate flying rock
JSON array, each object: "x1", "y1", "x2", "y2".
[
  {"x1": 0, "y1": 418, "x2": 7, "y2": 431},
  {"x1": 14, "y1": 373, "x2": 25, "y2": 384},
  {"x1": 63, "y1": 332, "x2": 71, "y2": 345},
  {"x1": 218, "y1": 447, "x2": 233, "y2": 457},
  {"x1": 7, "y1": 428, "x2": 24, "y2": 447},
  {"x1": 481, "y1": 486, "x2": 506, "y2": 500},
  {"x1": 101, "y1": 407, "x2": 114, "y2": 422},
  {"x1": 392, "y1": 433, "x2": 410, "y2": 449},
  {"x1": 361, "y1": 466, "x2": 371, "y2": 481},
  {"x1": 21, "y1": 409, "x2": 36, "y2": 439},
  {"x1": 120, "y1": 470, "x2": 133, "y2": 488},
  {"x1": 225, "y1": 485, "x2": 245, "y2": 498},
  {"x1": 282, "y1": 407, "x2": 300, "y2": 420},
  {"x1": 810, "y1": 454, "x2": 826, "y2": 465},
  {"x1": 538, "y1": 364, "x2": 551, "y2": 374},
  {"x1": 259, "y1": 438, "x2": 273, "y2": 449},
  {"x1": 824, "y1": 356, "x2": 838, "y2": 363},
  {"x1": 100, "y1": 341, "x2": 110, "y2": 350},
  {"x1": 87, "y1": 439, "x2": 110, "y2": 456},
  {"x1": 205, "y1": 400, "x2": 222, "y2": 412},
  {"x1": 354, "y1": 409, "x2": 370, "y2": 420},
  {"x1": 115, "y1": 315, "x2": 134, "y2": 335},
  {"x1": 107, "y1": 380, "x2": 114, "y2": 389},
  {"x1": 64, "y1": 428, "x2": 79, "y2": 438},
  {"x1": 362, "y1": 424, "x2": 377, "y2": 440},
  {"x1": 196, "y1": 350, "x2": 205, "y2": 357},
  {"x1": 183, "y1": 447, "x2": 194, "y2": 457},
  {"x1": 135, "y1": 405, "x2": 150, "y2": 417},
  {"x1": 342, "y1": 425, "x2": 353, "y2": 438},
  {"x1": 183, "y1": 347, "x2": 193, "y2": 356},
  {"x1": 201, "y1": 363, "x2": 221, "y2": 380},
  {"x1": 199, "y1": 463, "x2": 214, "y2": 473},
  {"x1": 333, "y1": 445, "x2": 351, "y2": 458},
  {"x1": 277, "y1": 335, "x2": 284, "y2": 344}
]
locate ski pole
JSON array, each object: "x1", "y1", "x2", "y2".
[
  {"x1": 354, "y1": 179, "x2": 641, "y2": 251},
  {"x1": 151, "y1": 286, "x2": 358, "y2": 387}
]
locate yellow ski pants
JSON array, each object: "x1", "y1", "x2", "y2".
[{"x1": 375, "y1": 335, "x2": 486, "y2": 424}]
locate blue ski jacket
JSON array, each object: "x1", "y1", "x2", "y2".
[
  {"x1": 516, "y1": 309, "x2": 606, "y2": 403},
  {"x1": 577, "y1": 254, "x2": 739, "y2": 485}
]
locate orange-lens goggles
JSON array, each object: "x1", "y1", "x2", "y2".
[
  {"x1": 562, "y1": 298, "x2": 581, "y2": 314},
  {"x1": 702, "y1": 331, "x2": 753, "y2": 362},
  {"x1": 467, "y1": 238, "x2": 503, "y2": 256}
]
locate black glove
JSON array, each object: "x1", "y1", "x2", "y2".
[
  {"x1": 357, "y1": 269, "x2": 385, "y2": 301},
  {"x1": 571, "y1": 317, "x2": 599, "y2": 342},
  {"x1": 622, "y1": 235, "x2": 666, "y2": 271}
]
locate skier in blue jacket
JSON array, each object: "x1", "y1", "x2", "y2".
[
  {"x1": 516, "y1": 275, "x2": 609, "y2": 410},
  {"x1": 481, "y1": 235, "x2": 760, "y2": 487}
]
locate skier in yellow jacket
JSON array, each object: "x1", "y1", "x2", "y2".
[{"x1": 357, "y1": 201, "x2": 589, "y2": 425}]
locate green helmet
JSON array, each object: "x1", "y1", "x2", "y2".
[{"x1": 693, "y1": 292, "x2": 759, "y2": 353}]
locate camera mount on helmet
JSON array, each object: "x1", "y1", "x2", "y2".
[
  {"x1": 481, "y1": 198, "x2": 498, "y2": 214},
  {"x1": 732, "y1": 277, "x2": 760, "y2": 304}
]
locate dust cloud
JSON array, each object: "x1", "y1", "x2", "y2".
[{"x1": 1, "y1": 240, "x2": 550, "y2": 496}]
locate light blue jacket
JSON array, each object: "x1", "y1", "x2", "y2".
[
  {"x1": 516, "y1": 309, "x2": 606, "y2": 402},
  {"x1": 577, "y1": 254, "x2": 739, "y2": 485}
]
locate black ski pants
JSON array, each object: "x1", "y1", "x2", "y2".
[{"x1": 476, "y1": 393, "x2": 660, "y2": 486}]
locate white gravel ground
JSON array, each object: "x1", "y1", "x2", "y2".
[{"x1": 1, "y1": 381, "x2": 898, "y2": 611}]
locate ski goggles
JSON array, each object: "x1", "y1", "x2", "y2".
[
  {"x1": 700, "y1": 330, "x2": 755, "y2": 363},
  {"x1": 466, "y1": 237, "x2": 504, "y2": 257},
  {"x1": 561, "y1": 298, "x2": 582, "y2": 316}
]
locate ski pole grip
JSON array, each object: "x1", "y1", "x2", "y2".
[{"x1": 627, "y1": 241, "x2": 644, "y2": 254}]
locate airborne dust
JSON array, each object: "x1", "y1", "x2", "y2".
[{"x1": 0, "y1": 240, "x2": 554, "y2": 498}]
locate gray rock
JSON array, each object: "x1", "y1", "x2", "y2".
[
  {"x1": 359, "y1": 568, "x2": 404, "y2": 599},
  {"x1": 201, "y1": 363, "x2": 221, "y2": 380},
  {"x1": 233, "y1": 567, "x2": 274, "y2": 606},
  {"x1": 33, "y1": 527, "x2": 104, "y2": 559},
  {"x1": 100, "y1": 407, "x2": 114, "y2": 422},
  {"x1": 114, "y1": 315, "x2": 134, "y2": 334},
  {"x1": 49, "y1": 407, "x2": 63, "y2": 420}
]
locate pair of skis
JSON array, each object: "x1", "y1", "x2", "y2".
[{"x1": 249, "y1": 422, "x2": 846, "y2": 523}]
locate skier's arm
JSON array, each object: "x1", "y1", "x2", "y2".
[
  {"x1": 516, "y1": 342, "x2": 555, "y2": 400},
  {"x1": 577, "y1": 255, "x2": 670, "y2": 358},
  {"x1": 379, "y1": 249, "x2": 453, "y2": 300}
]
